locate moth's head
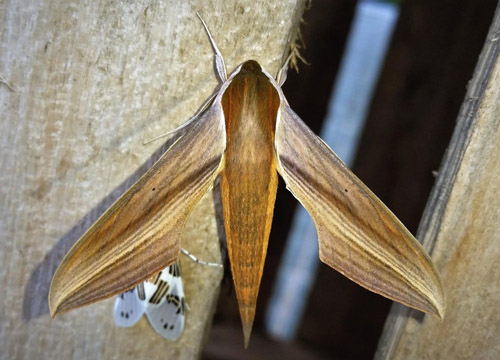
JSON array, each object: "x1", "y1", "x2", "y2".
[{"x1": 239, "y1": 60, "x2": 263, "y2": 74}]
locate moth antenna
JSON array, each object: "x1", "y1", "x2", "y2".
[
  {"x1": 277, "y1": 53, "x2": 293, "y2": 86},
  {"x1": 181, "y1": 248, "x2": 223, "y2": 268},
  {"x1": 142, "y1": 130, "x2": 178, "y2": 145},
  {"x1": 196, "y1": 12, "x2": 227, "y2": 82}
]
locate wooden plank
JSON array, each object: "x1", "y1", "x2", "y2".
[
  {"x1": 0, "y1": 1, "x2": 306, "y2": 358},
  {"x1": 375, "y1": 2, "x2": 500, "y2": 359}
]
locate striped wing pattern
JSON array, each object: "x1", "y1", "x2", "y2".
[{"x1": 114, "y1": 263, "x2": 185, "y2": 340}]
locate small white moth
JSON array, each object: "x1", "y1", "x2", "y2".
[{"x1": 113, "y1": 249, "x2": 222, "y2": 340}]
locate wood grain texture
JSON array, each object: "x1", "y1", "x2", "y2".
[
  {"x1": 0, "y1": 0, "x2": 306, "y2": 358},
  {"x1": 220, "y1": 61, "x2": 280, "y2": 346},
  {"x1": 375, "y1": 2, "x2": 500, "y2": 359},
  {"x1": 275, "y1": 104, "x2": 444, "y2": 318}
]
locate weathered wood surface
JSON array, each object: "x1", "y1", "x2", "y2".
[
  {"x1": 375, "y1": 2, "x2": 500, "y2": 359},
  {"x1": 0, "y1": 1, "x2": 306, "y2": 359}
]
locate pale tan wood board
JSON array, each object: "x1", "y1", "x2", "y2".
[
  {"x1": 376, "y1": 2, "x2": 500, "y2": 359},
  {"x1": 0, "y1": 0, "x2": 306, "y2": 358}
]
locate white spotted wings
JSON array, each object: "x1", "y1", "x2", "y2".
[
  {"x1": 113, "y1": 262, "x2": 185, "y2": 340},
  {"x1": 113, "y1": 283, "x2": 147, "y2": 327}
]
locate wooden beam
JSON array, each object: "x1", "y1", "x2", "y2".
[
  {"x1": 375, "y1": 2, "x2": 500, "y2": 358},
  {"x1": 0, "y1": 1, "x2": 306, "y2": 357}
]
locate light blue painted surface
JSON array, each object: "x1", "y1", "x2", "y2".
[{"x1": 265, "y1": 0, "x2": 399, "y2": 340}]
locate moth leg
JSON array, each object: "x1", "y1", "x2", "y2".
[{"x1": 181, "y1": 248, "x2": 223, "y2": 268}]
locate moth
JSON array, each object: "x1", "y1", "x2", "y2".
[
  {"x1": 114, "y1": 262, "x2": 186, "y2": 340},
  {"x1": 49, "y1": 15, "x2": 445, "y2": 347},
  {"x1": 114, "y1": 249, "x2": 222, "y2": 340}
]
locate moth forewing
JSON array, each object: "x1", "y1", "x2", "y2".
[
  {"x1": 49, "y1": 86, "x2": 227, "y2": 318},
  {"x1": 113, "y1": 285, "x2": 147, "y2": 327},
  {"x1": 114, "y1": 263, "x2": 186, "y2": 340},
  {"x1": 144, "y1": 263, "x2": 186, "y2": 340},
  {"x1": 273, "y1": 101, "x2": 445, "y2": 318}
]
